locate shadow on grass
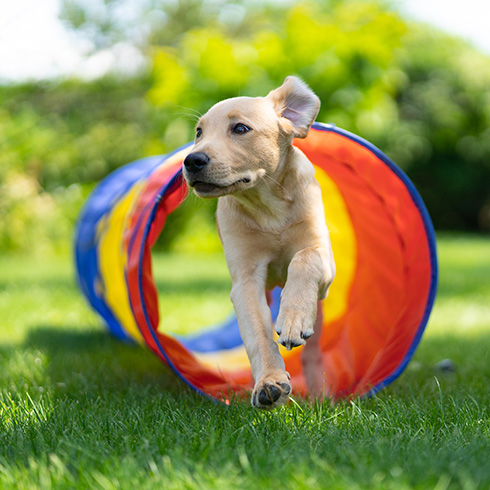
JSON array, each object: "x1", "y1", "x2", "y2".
[
  {"x1": 4, "y1": 326, "x2": 190, "y2": 397},
  {"x1": 0, "y1": 326, "x2": 224, "y2": 470},
  {"x1": 0, "y1": 277, "x2": 77, "y2": 293},
  {"x1": 386, "y1": 330, "x2": 490, "y2": 403},
  {"x1": 1, "y1": 320, "x2": 489, "y2": 481},
  {"x1": 153, "y1": 277, "x2": 231, "y2": 296},
  {"x1": 436, "y1": 268, "x2": 490, "y2": 299},
  {"x1": 9, "y1": 322, "x2": 490, "y2": 403}
]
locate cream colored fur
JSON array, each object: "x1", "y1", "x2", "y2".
[{"x1": 183, "y1": 77, "x2": 335, "y2": 408}]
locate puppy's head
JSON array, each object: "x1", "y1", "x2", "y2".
[{"x1": 183, "y1": 76, "x2": 320, "y2": 198}]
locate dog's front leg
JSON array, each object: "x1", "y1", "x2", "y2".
[
  {"x1": 275, "y1": 247, "x2": 334, "y2": 350},
  {"x1": 230, "y1": 264, "x2": 292, "y2": 409}
]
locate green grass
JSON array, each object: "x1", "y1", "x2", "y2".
[{"x1": 0, "y1": 234, "x2": 489, "y2": 489}]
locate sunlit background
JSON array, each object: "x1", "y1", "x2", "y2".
[
  {"x1": 1, "y1": 0, "x2": 490, "y2": 255},
  {"x1": 2, "y1": 0, "x2": 489, "y2": 81}
]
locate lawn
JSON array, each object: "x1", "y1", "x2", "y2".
[{"x1": 0, "y1": 234, "x2": 489, "y2": 489}]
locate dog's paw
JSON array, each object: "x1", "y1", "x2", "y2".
[
  {"x1": 275, "y1": 305, "x2": 315, "y2": 350},
  {"x1": 251, "y1": 373, "x2": 291, "y2": 409}
]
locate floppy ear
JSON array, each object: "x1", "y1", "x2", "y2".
[{"x1": 266, "y1": 76, "x2": 320, "y2": 138}]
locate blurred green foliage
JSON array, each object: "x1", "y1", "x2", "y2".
[
  {"x1": 1, "y1": 0, "x2": 489, "y2": 254},
  {"x1": 0, "y1": 78, "x2": 150, "y2": 254}
]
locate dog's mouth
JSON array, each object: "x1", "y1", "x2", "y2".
[{"x1": 190, "y1": 177, "x2": 252, "y2": 196}]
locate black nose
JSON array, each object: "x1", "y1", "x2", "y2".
[{"x1": 183, "y1": 152, "x2": 210, "y2": 174}]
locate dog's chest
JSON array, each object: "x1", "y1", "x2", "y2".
[
  {"x1": 266, "y1": 257, "x2": 289, "y2": 290},
  {"x1": 264, "y1": 218, "x2": 322, "y2": 289},
  {"x1": 265, "y1": 235, "x2": 300, "y2": 289}
]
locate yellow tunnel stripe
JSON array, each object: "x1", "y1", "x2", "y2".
[
  {"x1": 315, "y1": 165, "x2": 357, "y2": 325},
  {"x1": 98, "y1": 184, "x2": 145, "y2": 344}
]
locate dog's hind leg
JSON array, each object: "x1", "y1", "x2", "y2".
[{"x1": 301, "y1": 301, "x2": 325, "y2": 397}]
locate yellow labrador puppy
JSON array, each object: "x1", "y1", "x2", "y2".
[{"x1": 183, "y1": 77, "x2": 335, "y2": 409}]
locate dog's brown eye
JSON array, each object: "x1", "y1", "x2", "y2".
[
  {"x1": 232, "y1": 123, "x2": 251, "y2": 135},
  {"x1": 196, "y1": 127, "x2": 202, "y2": 138}
]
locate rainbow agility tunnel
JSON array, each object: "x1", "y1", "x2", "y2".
[{"x1": 75, "y1": 123, "x2": 438, "y2": 401}]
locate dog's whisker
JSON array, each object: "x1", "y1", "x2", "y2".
[
  {"x1": 176, "y1": 104, "x2": 203, "y2": 115},
  {"x1": 261, "y1": 173, "x2": 288, "y2": 194},
  {"x1": 174, "y1": 112, "x2": 201, "y2": 123},
  {"x1": 176, "y1": 106, "x2": 203, "y2": 119}
]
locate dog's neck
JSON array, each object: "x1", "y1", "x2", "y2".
[{"x1": 221, "y1": 146, "x2": 315, "y2": 231}]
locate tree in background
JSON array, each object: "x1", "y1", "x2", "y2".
[
  {"x1": 0, "y1": 78, "x2": 149, "y2": 253},
  {"x1": 144, "y1": 1, "x2": 490, "y2": 231},
  {"x1": 1, "y1": 0, "x2": 489, "y2": 254},
  {"x1": 60, "y1": 0, "x2": 490, "y2": 230}
]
